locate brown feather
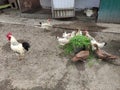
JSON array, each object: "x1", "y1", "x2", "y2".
[{"x1": 72, "y1": 50, "x2": 89, "y2": 62}]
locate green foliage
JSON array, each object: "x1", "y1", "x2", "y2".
[
  {"x1": 0, "y1": 4, "x2": 11, "y2": 9},
  {"x1": 63, "y1": 35, "x2": 91, "y2": 54}
]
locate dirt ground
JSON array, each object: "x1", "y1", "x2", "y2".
[{"x1": 0, "y1": 19, "x2": 120, "y2": 90}]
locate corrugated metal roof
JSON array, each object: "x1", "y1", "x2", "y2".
[{"x1": 98, "y1": 0, "x2": 120, "y2": 23}]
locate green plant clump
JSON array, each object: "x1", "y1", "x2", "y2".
[{"x1": 63, "y1": 35, "x2": 91, "y2": 54}]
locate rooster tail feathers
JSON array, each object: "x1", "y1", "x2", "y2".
[{"x1": 22, "y1": 42, "x2": 30, "y2": 51}]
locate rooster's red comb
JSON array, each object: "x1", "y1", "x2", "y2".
[{"x1": 6, "y1": 32, "x2": 12, "y2": 37}]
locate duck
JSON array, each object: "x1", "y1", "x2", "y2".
[
  {"x1": 93, "y1": 44, "x2": 118, "y2": 60},
  {"x1": 72, "y1": 50, "x2": 89, "y2": 62}
]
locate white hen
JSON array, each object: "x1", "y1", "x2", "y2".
[
  {"x1": 83, "y1": 30, "x2": 94, "y2": 40},
  {"x1": 39, "y1": 19, "x2": 52, "y2": 30},
  {"x1": 83, "y1": 31, "x2": 107, "y2": 50},
  {"x1": 91, "y1": 39, "x2": 107, "y2": 50},
  {"x1": 62, "y1": 32, "x2": 71, "y2": 39},
  {"x1": 76, "y1": 30, "x2": 82, "y2": 36},
  {"x1": 57, "y1": 37, "x2": 69, "y2": 46},
  {"x1": 84, "y1": 9, "x2": 94, "y2": 17}
]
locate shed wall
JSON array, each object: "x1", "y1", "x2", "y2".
[
  {"x1": 98, "y1": 0, "x2": 120, "y2": 23},
  {"x1": 40, "y1": 0, "x2": 100, "y2": 10}
]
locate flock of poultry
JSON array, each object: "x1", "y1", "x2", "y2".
[
  {"x1": 57, "y1": 30, "x2": 118, "y2": 62},
  {"x1": 6, "y1": 19, "x2": 118, "y2": 62}
]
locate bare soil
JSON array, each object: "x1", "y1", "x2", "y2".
[{"x1": 0, "y1": 22, "x2": 120, "y2": 90}]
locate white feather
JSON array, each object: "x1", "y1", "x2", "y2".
[
  {"x1": 84, "y1": 31, "x2": 106, "y2": 50},
  {"x1": 91, "y1": 39, "x2": 106, "y2": 48},
  {"x1": 70, "y1": 31, "x2": 76, "y2": 38},
  {"x1": 40, "y1": 20, "x2": 52, "y2": 29},
  {"x1": 84, "y1": 9, "x2": 94, "y2": 17},
  {"x1": 10, "y1": 36, "x2": 25, "y2": 55},
  {"x1": 76, "y1": 30, "x2": 82, "y2": 36},
  {"x1": 62, "y1": 32, "x2": 71, "y2": 38},
  {"x1": 57, "y1": 36, "x2": 69, "y2": 46},
  {"x1": 84, "y1": 31, "x2": 94, "y2": 40}
]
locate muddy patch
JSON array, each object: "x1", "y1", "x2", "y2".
[{"x1": 0, "y1": 79, "x2": 13, "y2": 90}]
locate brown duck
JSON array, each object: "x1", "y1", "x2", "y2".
[
  {"x1": 72, "y1": 50, "x2": 90, "y2": 62},
  {"x1": 93, "y1": 44, "x2": 118, "y2": 60}
]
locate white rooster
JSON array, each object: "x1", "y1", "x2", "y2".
[{"x1": 6, "y1": 32, "x2": 30, "y2": 60}]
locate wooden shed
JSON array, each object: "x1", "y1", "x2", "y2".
[{"x1": 17, "y1": 0, "x2": 41, "y2": 12}]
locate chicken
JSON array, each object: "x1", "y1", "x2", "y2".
[
  {"x1": 57, "y1": 31, "x2": 77, "y2": 46},
  {"x1": 72, "y1": 50, "x2": 89, "y2": 62},
  {"x1": 6, "y1": 32, "x2": 30, "y2": 60},
  {"x1": 91, "y1": 39, "x2": 107, "y2": 50},
  {"x1": 82, "y1": 30, "x2": 94, "y2": 40},
  {"x1": 93, "y1": 44, "x2": 118, "y2": 60},
  {"x1": 75, "y1": 29, "x2": 82, "y2": 36},
  {"x1": 39, "y1": 19, "x2": 52, "y2": 30},
  {"x1": 57, "y1": 36, "x2": 69, "y2": 46},
  {"x1": 84, "y1": 8, "x2": 94, "y2": 17},
  {"x1": 70, "y1": 31, "x2": 76, "y2": 38},
  {"x1": 83, "y1": 30, "x2": 107, "y2": 50},
  {"x1": 62, "y1": 32, "x2": 71, "y2": 39},
  {"x1": 62, "y1": 31, "x2": 76, "y2": 39}
]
